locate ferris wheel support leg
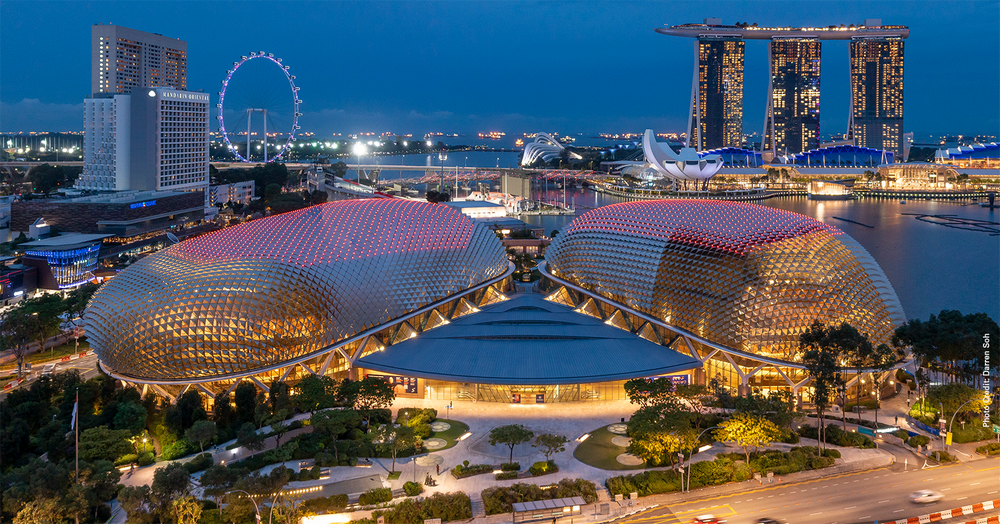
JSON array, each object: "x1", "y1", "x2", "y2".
[
  {"x1": 263, "y1": 109, "x2": 268, "y2": 163},
  {"x1": 246, "y1": 109, "x2": 252, "y2": 162}
]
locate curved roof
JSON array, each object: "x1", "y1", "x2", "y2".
[
  {"x1": 643, "y1": 129, "x2": 723, "y2": 181},
  {"x1": 357, "y1": 294, "x2": 701, "y2": 384},
  {"x1": 86, "y1": 199, "x2": 509, "y2": 381},
  {"x1": 546, "y1": 200, "x2": 904, "y2": 363}
]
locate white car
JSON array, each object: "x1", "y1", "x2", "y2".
[
  {"x1": 909, "y1": 490, "x2": 944, "y2": 504},
  {"x1": 41, "y1": 364, "x2": 56, "y2": 376}
]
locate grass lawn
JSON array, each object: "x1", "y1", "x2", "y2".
[
  {"x1": 387, "y1": 471, "x2": 401, "y2": 480},
  {"x1": 24, "y1": 340, "x2": 90, "y2": 365},
  {"x1": 573, "y1": 425, "x2": 646, "y2": 471},
  {"x1": 430, "y1": 419, "x2": 469, "y2": 451}
]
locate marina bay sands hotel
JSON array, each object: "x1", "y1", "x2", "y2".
[{"x1": 658, "y1": 19, "x2": 907, "y2": 157}]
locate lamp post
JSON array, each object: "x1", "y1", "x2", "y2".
[
  {"x1": 353, "y1": 143, "x2": 367, "y2": 184},
  {"x1": 225, "y1": 490, "x2": 261, "y2": 524},
  {"x1": 446, "y1": 401, "x2": 453, "y2": 421},
  {"x1": 684, "y1": 426, "x2": 719, "y2": 493},
  {"x1": 439, "y1": 149, "x2": 448, "y2": 193}
]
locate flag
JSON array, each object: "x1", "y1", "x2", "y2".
[{"x1": 71, "y1": 396, "x2": 78, "y2": 430}]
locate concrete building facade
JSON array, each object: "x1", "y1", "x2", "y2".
[{"x1": 92, "y1": 24, "x2": 187, "y2": 95}]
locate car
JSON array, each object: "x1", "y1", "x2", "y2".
[
  {"x1": 41, "y1": 364, "x2": 56, "y2": 376},
  {"x1": 756, "y1": 519, "x2": 785, "y2": 524},
  {"x1": 691, "y1": 516, "x2": 726, "y2": 524},
  {"x1": 909, "y1": 490, "x2": 944, "y2": 504}
]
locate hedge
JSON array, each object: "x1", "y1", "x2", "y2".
[
  {"x1": 359, "y1": 488, "x2": 393, "y2": 506},
  {"x1": 451, "y1": 463, "x2": 492, "y2": 479},
  {"x1": 184, "y1": 453, "x2": 213, "y2": 474},
  {"x1": 363, "y1": 492, "x2": 471, "y2": 523},
  {"x1": 403, "y1": 481, "x2": 423, "y2": 497},
  {"x1": 114, "y1": 454, "x2": 138, "y2": 466},
  {"x1": 500, "y1": 462, "x2": 521, "y2": 472},
  {"x1": 778, "y1": 428, "x2": 800, "y2": 444},
  {"x1": 137, "y1": 452, "x2": 155, "y2": 466},
  {"x1": 481, "y1": 479, "x2": 597, "y2": 515},
  {"x1": 494, "y1": 471, "x2": 518, "y2": 480},
  {"x1": 529, "y1": 460, "x2": 558, "y2": 477},
  {"x1": 160, "y1": 439, "x2": 195, "y2": 461},
  {"x1": 607, "y1": 469, "x2": 684, "y2": 497},
  {"x1": 797, "y1": 424, "x2": 875, "y2": 448},
  {"x1": 977, "y1": 442, "x2": 1000, "y2": 456},
  {"x1": 301, "y1": 494, "x2": 349, "y2": 514}
]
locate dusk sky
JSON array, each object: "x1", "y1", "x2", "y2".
[{"x1": 1, "y1": 0, "x2": 998, "y2": 138}]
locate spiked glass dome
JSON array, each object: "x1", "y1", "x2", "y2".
[
  {"x1": 86, "y1": 199, "x2": 508, "y2": 381},
  {"x1": 546, "y1": 200, "x2": 904, "y2": 362}
]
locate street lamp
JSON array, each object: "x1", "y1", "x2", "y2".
[
  {"x1": 353, "y1": 143, "x2": 368, "y2": 182},
  {"x1": 438, "y1": 149, "x2": 447, "y2": 192},
  {"x1": 946, "y1": 399, "x2": 977, "y2": 450},
  {"x1": 684, "y1": 426, "x2": 719, "y2": 493}
]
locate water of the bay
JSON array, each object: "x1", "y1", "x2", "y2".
[{"x1": 521, "y1": 187, "x2": 1000, "y2": 323}]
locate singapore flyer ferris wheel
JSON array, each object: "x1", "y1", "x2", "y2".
[{"x1": 217, "y1": 51, "x2": 301, "y2": 163}]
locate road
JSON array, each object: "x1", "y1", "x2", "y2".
[
  {"x1": 612, "y1": 457, "x2": 1000, "y2": 524},
  {"x1": 0, "y1": 353, "x2": 101, "y2": 400}
]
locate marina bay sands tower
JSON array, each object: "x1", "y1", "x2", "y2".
[{"x1": 657, "y1": 19, "x2": 908, "y2": 157}]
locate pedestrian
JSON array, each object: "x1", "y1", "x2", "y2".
[
  {"x1": 895, "y1": 416, "x2": 898, "y2": 425},
  {"x1": 436, "y1": 464, "x2": 440, "y2": 475}
]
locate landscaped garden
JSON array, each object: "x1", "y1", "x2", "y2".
[
  {"x1": 573, "y1": 425, "x2": 647, "y2": 471},
  {"x1": 481, "y1": 479, "x2": 598, "y2": 515}
]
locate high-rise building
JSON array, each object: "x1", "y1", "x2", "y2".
[
  {"x1": 688, "y1": 36, "x2": 744, "y2": 150},
  {"x1": 92, "y1": 24, "x2": 187, "y2": 95},
  {"x1": 78, "y1": 88, "x2": 209, "y2": 202},
  {"x1": 79, "y1": 94, "x2": 131, "y2": 191},
  {"x1": 850, "y1": 34, "x2": 904, "y2": 157},
  {"x1": 764, "y1": 38, "x2": 821, "y2": 155}
]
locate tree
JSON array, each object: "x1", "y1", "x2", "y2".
[
  {"x1": 715, "y1": 412, "x2": 780, "y2": 475},
  {"x1": 269, "y1": 380, "x2": 294, "y2": 414},
  {"x1": 21, "y1": 293, "x2": 65, "y2": 355},
  {"x1": 489, "y1": 424, "x2": 535, "y2": 464},
  {"x1": 117, "y1": 485, "x2": 154, "y2": 523},
  {"x1": 311, "y1": 409, "x2": 361, "y2": 461},
  {"x1": 732, "y1": 389, "x2": 797, "y2": 429},
  {"x1": 373, "y1": 423, "x2": 418, "y2": 473},
  {"x1": 623, "y1": 377, "x2": 676, "y2": 408},
  {"x1": 237, "y1": 422, "x2": 265, "y2": 459},
  {"x1": 151, "y1": 462, "x2": 191, "y2": 510},
  {"x1": 344, "y1": 377, "x2": 396, "y2": 432},
  {"x1": 79, "y1": 425, "x2": 133, "y2": 462},
  {"x1": 532, "y1": 433, "x2": 568, "y2": 462},
  {"x1": 0, "y1": 307, "x2": 33, "y2": 377},
  {"x1": 928, "y1": 383, "x2": 987, "y2": 422},
  {"x1": 626, "y1": 401, "x2": 695, "y2": 467},
  {"x1": 802, "y1": 347, "x2": 839, "y2": 452},
  {"x1": 674, "y1": 384, "x2": 716, "y2": 430},
  {"x1": 271, "y1": 417, "x2": 290, "y2": 449},
  {"x1": 295, "y1": 374, "x2": 338, "y2": 411},
  {"x1": 13, "y1": 497, "x2": 65, "y2": 524},
  {"x1": 234, "y1": 381, "x2": 260, "y2": 426},
  {"x1": 112, "y1": 400, "x2": 148, "y2": 435},
  {"x1": 894, "y1": 310, "x2": 999, "y2": 387},
  {"x1": 212, "y1": 392, "x2": 235, "y2": 432},
  {"x1": 172, "y1": 495, "x2": 202, "y2": 524},
  {"x1": 165, "y1": 390, "x2": 207, "y2": 434},
  {"x1": 185, "y1": 420, "x2": 217, "y2": 453},
  {"x1": 200, "y1": 464, "x2": 238, "y2": 505}
]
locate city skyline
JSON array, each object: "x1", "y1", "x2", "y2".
[{"x1": 0, "y1": 1, "x2": 997, "y2": 139}]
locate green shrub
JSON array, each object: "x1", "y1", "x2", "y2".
[
  {"x1": 369, "y1": 492, "x2": 471, "y2": 523},
  {"x1": 908, "y1": 435, "x2": 930, "y2": 448},
  {"x1": 114, "y1": 454, "x2": 138, "y2": 466},
  {"x1": 778, "y1": 428, "x2": 800, "y2": 444},
  {"x1": 403, "y1": 481, "x2": 423, "y2": 497},
  {"x1": 822, "y1": 449, "x2": 841, "y2": 459},
  {"x1": 606, "y1": 470, "x2": 682, "y2": 497},
  {"x1": 934, "y1": 450, "x2": 958, "y2": 463},
  {"x1": 358, "y1": 487, "x2": 393, "y2": 506},
  {"x1": 529, "y1": 460, "x2": 558, "y2": 477},
  {"x1": 137, "y1": 452, "x2": 155, "y2": 466},
  {"x1": 797, "y1": 425, "x2": 875, "y2": 448},
  {"x1": 184, "y1": 453, "x2": 213, "y2": 474},
  {"x1": 810, "y1": 456, "x2": 835, "y2": 469},
  {"x1": 301, "y1": 494, "x2": 349, "y2": 514},
  {"x1": 893, "y1": 430, "x2": 910, "y2": 440},
  {"x1": 451, "y1": 464, "x2": 492, "y2": 479},
  {"x1": 978, "y1": 442, "x2": 1000, "y2": 456},
  {"x1": 160, "y1": 439, "x2": 195, "y2": 460},
  {"x1": 500, "y1": 462, "x2": 520, "y2": 471},
  {"x1": 495, "y1": 471, "x2": 518, "y2": 480},
  {"x1": 481, "y1": 479, "x2": 597, "y2": 515}
]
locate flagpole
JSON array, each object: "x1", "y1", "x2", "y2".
[{"x1": 75, "y1": 387, "x2": 79, "y2": 484}]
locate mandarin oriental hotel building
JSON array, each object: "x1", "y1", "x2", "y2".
[{"x1": 86, "y1": 199, "x2": 906, "y2": 404}]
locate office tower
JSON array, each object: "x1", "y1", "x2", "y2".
[
  {"x1": 79, "y1": 88, "x2": 209, "y2": 200},
  {"x1": 850, "y1": 35, "x2": 904, "y2": 157},
  {"x1": 688, "y1": 37, "x2": 745, "y2": 150},
  {"x1": 764, "y1": 38, "x2": 821, "y2": 155},
  {"x1": 92, "y1": 24, "x2": 187, "y2": 95},
  {"x1": 79, "y1": 94, "x2": 131, "y2": 191}
]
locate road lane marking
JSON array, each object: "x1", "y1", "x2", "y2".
[
  {"x1": 971, "y1": 482, "x2": 982, "y2": 485},
  {"x1": 879, "y1": 500, "x2": 889, "y2": 503},
  {"x1": 958, "y1": 497, "x2": 968, "y2": 500},
  {"x1": 844, "y1": 506, "x2": 856, "y2": 510},
  {"x1": 859, "y1": 516, "x2": 871, "y2": 519},
  {"x1": 894, "y1": 509, "x2": 904, "y2": 513},
  {"x1": 810, "y1": 512, "x2": 823, "y2": 515}
]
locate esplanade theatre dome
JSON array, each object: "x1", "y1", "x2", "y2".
[
  {"x1": 545, "y1": 200, "x2": 905, "y2": 363},
  {"x1": 86, "y1": 199, "x2": 509, "y2": 382}
]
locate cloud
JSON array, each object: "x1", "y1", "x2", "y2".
[{"x1": 0, "y1": 99, "x2": 83, "y2": 132}]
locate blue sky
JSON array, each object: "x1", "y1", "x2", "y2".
[{"x1": 1, "y1": 0, "x2": 997, "y2": 138}]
